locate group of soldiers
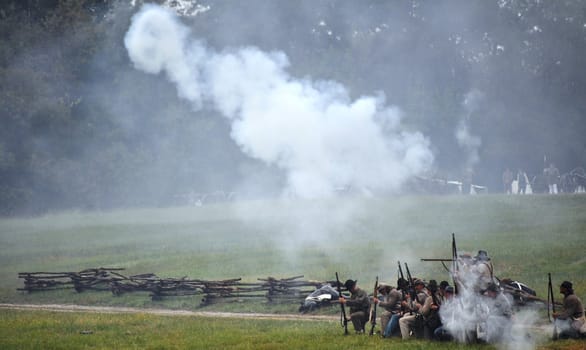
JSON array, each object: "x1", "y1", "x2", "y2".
[{"x1": 334, "y1": 251, "x2": 585, "y2": 343}]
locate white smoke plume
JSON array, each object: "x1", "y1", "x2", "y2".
[
  {"x1": 124, "y1": 4, "x2": 433, "y2": 199},
  {"x1": 440, "y1": 255, "x2": 540, "y2": 349},
  {"x1": 456, "y1": 90, "x2": 483, "y2": 169}
]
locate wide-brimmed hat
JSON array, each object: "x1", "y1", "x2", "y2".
[
  {"x1": 377, "y1": 283, "x2": 392, "y2": 292},
  {"x1": 561, "y1": 281, "x2": 573, "y2": 290},
  {"x1": 475, "y1": 250, "x2": 490, "y2": 261},
  {"x1": 414, "y1": 279, "x2": 425, "y2": 286},
  {"x1": 344, "y1": 279, "x2": 357, "y2": 290}
]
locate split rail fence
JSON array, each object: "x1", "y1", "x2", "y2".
[{"x1": 18, "y1": 268, "x2": 329, "y2": 306}]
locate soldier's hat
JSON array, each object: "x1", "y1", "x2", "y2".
[
  {"x1": 414, "y1": 279, "x2": 425, "y2": 286},
  {"x1": 445, "y1": 286, "x2": 454, "y2": 294},
  {"x1": 377, "y1": 283, "x2": 392, "y2": 292},
  {"x1": 561, "y1": 281, "x2": 573, "y2": 290},
  {"x1": 428, "y1": 279, "x2": 438, "y2": 290},
  {"x1": 344, "y1": 279, "x2": 357, "y2": 290},
  {"x1": 475, "y1": 250, "x2": 490, "y2": 261}
]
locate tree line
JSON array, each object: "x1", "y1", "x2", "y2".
[{"x1": 1, "y1": 0, "x2": 585, "y2": 215}]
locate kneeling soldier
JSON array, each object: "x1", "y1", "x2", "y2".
[{"x1": 339, "y1": 279, "x2": 371, "y2": 334}]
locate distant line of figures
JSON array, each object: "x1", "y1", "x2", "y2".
[{"x1": 503, "y1": 166, "x2": 586, "y2": 194}]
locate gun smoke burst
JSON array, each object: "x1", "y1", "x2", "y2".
[{"x1": 124, "y1": 4, "x2": 433, "y2": 199}]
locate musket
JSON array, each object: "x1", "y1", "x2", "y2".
[
  {"x1": 397, "y1": 261, "x2": 409, "y2": 311},
  {"x1": 404, "y1": 262, "x2": 416, "y2": 315},
  {"x1": 335, "y1": 272, "x2": 349, "y2": 335},
  {"x1": 451, "y1": 233, "x2": 459, "y2": 294},
  {"x1": 397, "y1": 261, "x2": 407, "y2": 314},
  {"x1": 369, "y1": 276, "x2": 378, "y2": 336},
  {"x1": 420, "y1": 258, "x2": 453, "y2": 273},
  {"x1": 501, "y1": 284, "x2": 562, "y2": 306},
  {"x1": 397, "y1": 261, "x2": 405, "y2": 281},
  {"x1": 548, "y1": 273, "x2": 558, "y2": 340}
]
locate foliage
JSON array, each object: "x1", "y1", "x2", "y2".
[{"x1": 1, "y1": 1, "x2": 586, "y2": 215}]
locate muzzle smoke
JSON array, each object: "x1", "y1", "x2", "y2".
[
  {"x1": 124, "y1": 4, "x2": 433, "y2": 198},
  {"x1": 441, "y1": 257, "x2": 539, "y2": 349}
]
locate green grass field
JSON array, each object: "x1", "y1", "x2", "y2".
[
  {"x1": 2, "y1": 309, "x2": 582, "y2": 350},
  {"x1": 0, "y1": 194, "x2": 585, "y2": 348}
]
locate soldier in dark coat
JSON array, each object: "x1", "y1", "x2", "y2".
[
  {"x1": 554, "y1": 281, "x2": 585, "y2": 339},
  {"x1": 338, "y1": 279, "x2": 371, "y2": 333}
]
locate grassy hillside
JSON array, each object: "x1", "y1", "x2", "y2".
[{"x1": 0, "y1": 194, "x2": 584, "y2": 311}]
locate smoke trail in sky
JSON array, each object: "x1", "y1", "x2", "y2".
[
  {"x1": 125, "y1": 4, "x2": 433, "y2": 198},
  {"x1": 456, "y1": 90, "x2": 483, "y2": 169}
]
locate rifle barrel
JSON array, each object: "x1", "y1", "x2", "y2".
[
  {"x1": 335, "y1": 272, "x2": 349, "y2": 335},
  {"x1": 420, "y1": 258, "x2": 454, "y2": 261},
  {"x1": 548, "y1": 272, "x2": 558, "y2": 340},
  {"x1": 369, "y1": 276, "x2": 378, "y2": 336}
]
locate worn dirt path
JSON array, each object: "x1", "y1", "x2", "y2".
[{"x1": 0, "y1": 303, "x2": 337, "y2": 322}]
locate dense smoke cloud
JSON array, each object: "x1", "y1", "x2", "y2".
[{"x1": 124, "y1": 4, "x2": 433, "y2": 199}]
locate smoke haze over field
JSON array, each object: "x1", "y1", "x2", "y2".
[
  {"x1": 3, "y1": 3, "x2": 586, "y2": 348},
  {"x1": 124, "y1": 4, "x2": 433, "y2": 199},
  {"x1": 123, "y1": 4, "x2": 437, "y2": 271}
]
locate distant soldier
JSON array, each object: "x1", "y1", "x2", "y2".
[
  {"x1": 338, "y1": 279, "x2": 371, "y2": 334},
  {"x1": 544, "y1": 163, "x2": 560, "y2": 194},
  {"x1": 553, "y1": 281, "x2": 586, "y2": 339},
  {"x1": 516, "y1": 168, "x2": 528, "y2": 194}
]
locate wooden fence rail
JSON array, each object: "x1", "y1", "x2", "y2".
[{"x1": 18, "y1": 268, "x2": 330, "y2": 307}]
